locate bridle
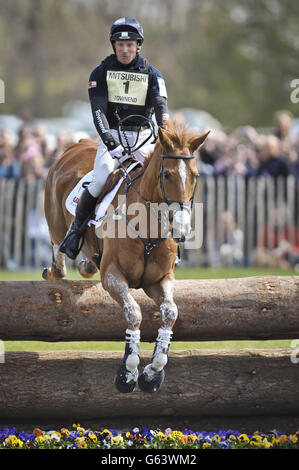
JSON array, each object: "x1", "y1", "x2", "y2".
[
  {"x1": 114, "y1": 114, "x2": 197, "y2": 263},
  {"x1": 159, "y1": 153, "x2": 196, "y2": 211}
]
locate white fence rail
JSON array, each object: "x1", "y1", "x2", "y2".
[{"x1": 0, "y1": 176, "x2": 298, "y2": 270}]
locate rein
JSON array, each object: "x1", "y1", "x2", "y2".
[{"x1": 114, "y1": 115, "x2": 197, "y2": 267}]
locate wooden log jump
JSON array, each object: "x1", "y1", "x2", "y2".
[
  {"x1": 0, "y1": 349, "x2": 298, "y2": 420},
  {"x1": 0, "y1": 276, "x2": 298, "y2": 342}
]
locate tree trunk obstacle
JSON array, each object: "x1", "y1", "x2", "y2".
[
  {"x1": 0, "y1": 276, "x2": 298, "y2": 341},
  {"x1": 0, "y1": 349, "x2": 298, "y2": 421},
  {"x1": 0, "y1": 276, "x2": 298, "y2": 424}
]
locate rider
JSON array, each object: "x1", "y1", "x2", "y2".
[{"x1": 60, "y1": 17, "x2": 169, "y2": 260}]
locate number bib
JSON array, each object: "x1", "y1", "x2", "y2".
[{"x1": 106, "y1": 70, "x2": 149, "y2": 106}]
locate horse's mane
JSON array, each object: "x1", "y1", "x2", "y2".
[{"x1": 143, "y1": 119, "x2": 198, "y2": 171}]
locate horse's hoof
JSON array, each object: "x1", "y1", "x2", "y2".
[
  {"x1": 114, "y1": 364, "x2": 138, "y2": 393},
  {"x1": 42, "y1": 268, "x2": 49, "y2": 280},
  {"x1": 138, "y1": 368, "x2": 165, "y2": 393},
  {"x1": 78, "y1": 259, "x2": 98, "y2": 279}
]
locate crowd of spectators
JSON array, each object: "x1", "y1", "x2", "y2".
[
  {"x1": 0, "y1": 123, "x2": 78, "y2": 180},
  {"x1": 197, "y1": 110, "x2": 299, "y2": 178},
  {"x1": 1, "y1": 109, "x2": 299, "y2": 181}
]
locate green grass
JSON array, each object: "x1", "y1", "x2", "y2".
[
  {"x1": 0, "y1": 265, "x2": 297, "y2": 281},
  {"x1": 1, "y1": 267, "x2": 297, "y2": 352}
]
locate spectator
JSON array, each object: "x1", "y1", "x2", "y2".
[
  {"x1": 274, "y1": 110, "x2": 293, "y2": 142},
  {"x1": 49, "y1": 130, "x2": 75, "y2": 164},
  {"x1": 32, "y1": 123, "x2": 51, "y2": 161},
  {"x1": 0, "y1": 129, "x2": 19, "y2": 178},
  {"x1": 257, "y1": 134, "x2": 291, "y2": 178}
]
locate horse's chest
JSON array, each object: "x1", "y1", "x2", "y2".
[
  {"x1": 142, "y1": 257, "x2": 172, "y2": 285},
  {"x1": 120, "y1": 256, "x2": 166, "y2": 288}
]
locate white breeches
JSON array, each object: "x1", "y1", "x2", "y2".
[{"x1": 88, "y1": 129, "x2": 154, "y2": 198}]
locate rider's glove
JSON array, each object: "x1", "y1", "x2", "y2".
[{"x1": 110, "y1": 145, "x2": 124, "y2": 159}]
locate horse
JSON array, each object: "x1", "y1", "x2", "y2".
[{"x1": 43, "y1": 119, "x2": 209, "y2": 393}]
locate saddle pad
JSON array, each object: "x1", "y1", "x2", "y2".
[{"x1": 65, "y1": 161, "x2": 141, "y2": 224}]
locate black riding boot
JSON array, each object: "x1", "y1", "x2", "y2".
[{"x1": 59, "y1": 188, "x2": 98, "y2": 259}]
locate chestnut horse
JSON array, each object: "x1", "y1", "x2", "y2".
[{"x1": 43, "y1": 120, "x2": 209, "y2": 393}]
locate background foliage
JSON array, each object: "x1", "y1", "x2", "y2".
[{"x1": 1, "y1": 0, "x2": 298, "y2": 128}]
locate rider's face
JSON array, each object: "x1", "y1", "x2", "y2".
[{"x1": 114, "y1": 41, "x2": 138, "y2": 65}]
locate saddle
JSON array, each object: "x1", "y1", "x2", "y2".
[
  {"x1": 65, "y1": 157, "x2": 142, "y2": 218},
  {"x1": 97, "y1": 157, "x2": 141, "y2": 202}
]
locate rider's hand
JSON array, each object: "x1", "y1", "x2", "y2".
[{"x1": 110, "y1": 145, "x2": 124, "y2": 159}]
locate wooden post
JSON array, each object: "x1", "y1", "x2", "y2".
[
  {"x1": 0, "y1": 349, "x2": 297, "y2": 420},
  {"x1": 0, "y1": 276, "x2": 298, "y2": 342}
]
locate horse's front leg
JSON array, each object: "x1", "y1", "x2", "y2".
[
  {"x1": 103, "y1": 266, "x2": 142, "y2": 393},
  {"x1": 139, "y1": 274, "x2": 178, "y2": 393}
]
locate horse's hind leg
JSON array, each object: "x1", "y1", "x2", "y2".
[
  {"x1": 42, "y1": 242, "x2": 67, "y2": 280},
  {"x1": 139, "y1": 274, "x2": 178, "y2": 393}
]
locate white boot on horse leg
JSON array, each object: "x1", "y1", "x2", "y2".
[
  {"x1": 104, "y1": 270, "x2": 142, "y2": 393},
  {"x1": 138, "y1": 327, "x2": 174, "y2": 393},
  {"x1": 138, "y1": 277, "x2": 178, "y2": 393},
  {"x1": 115, "y1": 328, "x2": 141, "y2": 393}
]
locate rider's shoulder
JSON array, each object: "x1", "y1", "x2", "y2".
[
  {"x1": 146, "y1": 62, "x2": 164, "y2": 79},
  {"x1": 135, "y1": 55, "x2": 162, "y2": 79},
  {"x1": 89, "y1": 55, "x2": 115, "y2": 77}
]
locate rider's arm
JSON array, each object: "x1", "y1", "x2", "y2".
[
  {"x1": 88, "y1": 66, "x2": 119, "y2": 150},
  {"x1": 148, "y1": 67, "x2": 169, "y2": 127},
  {"x1": 152, "y1": 95, "x2": 169, "y2": 127}
]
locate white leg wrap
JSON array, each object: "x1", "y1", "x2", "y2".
[
  {"x1": 151, "y1": 328, "x2": 172, "y2": 372},
  {"x1": 125, "y1": 328, "x2": 140, "y2": 373}
]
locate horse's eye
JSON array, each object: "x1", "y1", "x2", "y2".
[{"x1": 164, "y1": 171, "x2": 171, "y2": 181}]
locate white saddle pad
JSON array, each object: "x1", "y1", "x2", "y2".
[{"x1": 65, "y1": 161, "x2": 141, "y2": 227}]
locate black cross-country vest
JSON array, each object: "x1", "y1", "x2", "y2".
[{"x1": 103, "y1": 54, "x2": 153, "y2": 128}]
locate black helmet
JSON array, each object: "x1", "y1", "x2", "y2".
[{"x1": 110, "y1": 17, "x2": 144, "y2": 45}]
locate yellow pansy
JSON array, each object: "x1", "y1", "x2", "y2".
[
  {"x1": 111, "y1": 435, "x2": 124, "y2": 445},
  {"x1": 271, "y1": 437, "x2": 281, "y2": 446},
  {"x1": 60, "y1": 428, "x2": 70, "y2": 438},
  {"x1": 202, "y1": 442, "x2": 211, "y2": 449},
  {"x1": 262, "y1": 438, "x2": 271, "y2": 449},
  {"x1": 88, "y1": 432, "x2": 97, "y2": 443},
  {"x1": 171, "y1": 430, "x2": 183, "y2": 440},
  {"x1": 250, "y1": 440, "x2": 261, "y2": 447},
  {"x1": 75, "y1": 437, "x2": 87, "y2": 448},
  {"x1": 238, "y1": 434, "x2": 250, "y2": 444}
]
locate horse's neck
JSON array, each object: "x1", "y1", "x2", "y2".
[{"x1": 138, "y1": 151, "x2": 161, "y2": 202}]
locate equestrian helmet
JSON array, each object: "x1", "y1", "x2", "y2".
[{"x1": 110, "y1": 17, "x2": 144, "y2": 45}]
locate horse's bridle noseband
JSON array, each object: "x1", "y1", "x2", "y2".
[{"x1": 159, "y1": 154, "x2": 196, "y2": 211}]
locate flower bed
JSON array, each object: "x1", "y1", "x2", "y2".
[{"x1": 1, "y1": 424, "x2": 299, "y2": 449}]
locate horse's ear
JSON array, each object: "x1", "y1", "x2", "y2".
[
  {"x1": 158, "y1": 126, "x2": 174, "y2": 153},
  {"x1": 189, "y1": 131, "x2": 211, "y2": 154}
]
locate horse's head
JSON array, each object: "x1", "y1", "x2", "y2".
[{"x1": 157, "y1": 121, "x2": 210, "y2": 242}]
